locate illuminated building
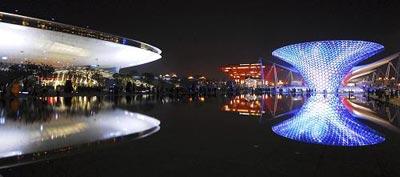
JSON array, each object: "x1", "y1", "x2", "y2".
[
  {"x1": 272, "y1": 40, "x2": 384, "y2": 92},
  {"x1": 37, "y1": 67, "x2": 155, "y2": 90},
  {"x1": 159, "y1": 73, "x2": 178, "y2": 81},
  {"x1": 221, "y1": 63, "x2": 301, "y2": 87},
  {"x1": 272, "y1": 95, "x2": 385, "y2": 146},
  {"x1": 0, "y1": 12, "x2": 161, "y2": 69},
  {"x1": 221, "y1": 64, "x2": 266, "y2": 84},
  {"x1": 39, "y1": 67, "x2": 113, "y2": 89}
]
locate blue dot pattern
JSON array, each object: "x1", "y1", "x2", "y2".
[
  {"x1": 272, "y1": 95, "x2": 385, "y2": 146},
  {"x1": 272, "y1": 40, "x2": 384, "y2": 92}
]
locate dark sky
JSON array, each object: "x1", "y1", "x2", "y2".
[{"x1": 1, "y1": 0, "x2": 400, "y2": 79}]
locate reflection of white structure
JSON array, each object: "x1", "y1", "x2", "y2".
[
  {"x1": 0, "y1": 12, "x2": 161, "y2": 69},
  {"x1": 342, "y1": 98, "x2": 400, "y2": 134},
  {"x1": 0, "y1": 109, "x2": 159, "y2": 159}
]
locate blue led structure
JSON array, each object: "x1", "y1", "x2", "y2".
[
  {"x1": 272, "y1": 95, "x2": 385, "y2": 146},
  {"x1": 272, "y1": 40, "x2": 384, "y2": 92}
]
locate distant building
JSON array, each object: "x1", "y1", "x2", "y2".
[
  {"x1": 221, "y1": 63, "x2": 264, "y2": 84},
  {"x1": 220, "y1": 63, "x2": 300, "y2": 87}
]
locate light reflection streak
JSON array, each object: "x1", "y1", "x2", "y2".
[
  {"x1": 342, "y1": 98, "x2": 400, "y2": 134},
  {"x1": 0, "y1": 109, "x2": 159, "y2": 159},
  {"x1": 222, "y1": 94, "x2": 304, "y2": 118}
]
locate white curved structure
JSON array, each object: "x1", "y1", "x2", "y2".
[
  {"x1": 0, "y1": 12, "x2": 161, "y2": 68},
  {"x1": 343, "y1": 52, "x2": 400, "y2": 84}
]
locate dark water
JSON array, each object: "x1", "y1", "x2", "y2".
[{"x1": 0, "y1": 94, "x2": 400, "y2": 177}]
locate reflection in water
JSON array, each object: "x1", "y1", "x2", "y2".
[
  {"x1": 0, "y1": 110, "x2": 159, "y2": 158},
  {"x1": 222, "y1": 94, "x2": 305, "y2": 118},
  {"x1": 222, "y1": 94, "x2": 263, "y2": 116},
  {"x1": 342, "y1": 98, "x2": 400, "y2": 134},
  {"x1": 0, "y1": 96, "x2": 160, "y2": 165},
  {"x1": 272, "y1": 95, "x2": 385, "y2": 146},
  {"x1": 359, "y1": 97, "x2": 400, "y2": 129}
]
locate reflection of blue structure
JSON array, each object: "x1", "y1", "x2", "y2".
[
  {"x1": 272, "y1": 40, "x2": 384, "y2": 92},
  {"x1": 272, "y1": 95, "x2": 385, "y2": 146}
]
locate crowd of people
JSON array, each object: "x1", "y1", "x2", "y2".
[{"x1": 367, "y1": 88, "x2": 400, "y2": 102}]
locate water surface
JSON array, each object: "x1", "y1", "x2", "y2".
[
  {"x1": 1, "y1": 94, "x2": 400, "y2": 177},
  {"x1": 0, "y1": 96, "x2": 160, "y2": 168}
]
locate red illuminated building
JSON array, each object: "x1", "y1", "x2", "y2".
[{"x1": 220, "y1": 63, "x2": 296, "y2": 87}]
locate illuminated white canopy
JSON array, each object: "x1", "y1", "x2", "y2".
[
  {"x1": 343, "y1": 52, "x2": 400, "y2": 84},
  {"x1": 0, "y1": 12, "x2": 162, "y2": 68}
]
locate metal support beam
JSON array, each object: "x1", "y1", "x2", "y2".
[
  {"x1": 384, "y1": 62, "x2": 391, "y2": 86},
  {"x1": 273, "y1": 63, "x2": 278, "y2": 89},
  {"x1": 287, "y1": 71, "x2": 293, "y2": 85},
  {"x1": 259, "y1": 57, "x2": 265, "y2": 86},
  {"x1": 396, "y1": 56, "x2": 400, "y2": 85},
  {"x1": 371, "y1": 72, "x2": 376, "y2": 86}
]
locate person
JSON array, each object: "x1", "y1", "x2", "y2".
[{"x1": 385, "y1": 89, "x2": 390, "y2": 101}]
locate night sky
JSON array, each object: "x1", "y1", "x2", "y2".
[{"x1": 1, "y1": 0, "x2": 400, "y2": 79}]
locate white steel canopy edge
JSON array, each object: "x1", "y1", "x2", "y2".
[{"x1": 0, "y1": 20, "x2": 161, "y2": 68}]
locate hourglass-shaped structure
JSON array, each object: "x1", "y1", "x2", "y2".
[{"x1": 272, "y1": 40, "x2": 384, "y2": 93}]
